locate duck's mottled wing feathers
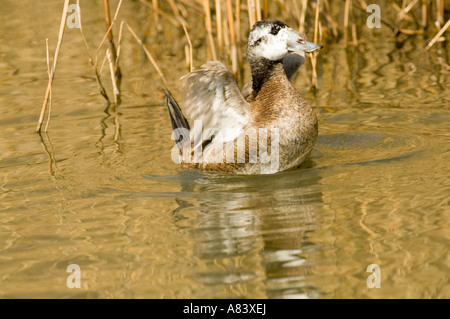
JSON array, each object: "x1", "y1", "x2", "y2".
[{"x1": 180, "y1": 61, "x2": 249, "y2": 145}]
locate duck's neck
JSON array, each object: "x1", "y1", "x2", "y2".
[{"x1": 249, "y1": 55, "x2": 283, "y2": 97}]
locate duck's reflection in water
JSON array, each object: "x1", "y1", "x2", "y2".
[{"x1": 173, "y1": 163, "x2": 323, "y2": 298}]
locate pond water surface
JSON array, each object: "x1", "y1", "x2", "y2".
[{"x1": 0, "y1": 1, "x2": 449, "y2": 298}]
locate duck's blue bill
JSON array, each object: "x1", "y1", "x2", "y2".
[{"x1": 287, "y1": 29, "x2": 323, "y2": 53}]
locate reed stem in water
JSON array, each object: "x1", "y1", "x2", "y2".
[
  {"x1": 125, "y1": 23, "x2": 168, "y2": 87},
  {"x1": 203, "y1": 0, "x2": 217, "y2": 61},
  {"x1": 36, "y1": 0, "x2": 70, "y2": 133}
]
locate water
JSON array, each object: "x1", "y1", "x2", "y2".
[{"x1": 0, "y1": 1, "x2": 448, "y2": 298}]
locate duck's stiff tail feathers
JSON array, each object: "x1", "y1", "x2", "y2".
[{"x1": 163, "y1": 89, "x2": 190, "y2": 132}]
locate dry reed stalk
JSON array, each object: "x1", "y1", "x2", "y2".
[
  {"x1": 184, "y1": 45, "x2": 190, "y2": 68},
  {"x1": 299, "y1": 0, "x2": 307, "y2": 35},
  {"x1": 321, "y1": 5, "x2": 339, "y2": 37},
  {"x1": 77, "y1": 0, "x2": 110, "y2": 103},
  {"x1": 393, "y1": 0, "x2": 407, "y2": 34},
  {"x1": 398, "y1": 28, "x2": 424, "y2": 35},
  {"x1": 83, "y1": 0, "x2": 124, "y2": 104},
  {"x1": 283, "y1": 1, "x2": 293, "y2": 26},
  {"x1": 313, "y1": 2, "x2": 320, "y2": 51},
  {"x1": 177, "y1": 1, "x2": 189, "y2": 17},
  {"x1": 168, "y1": 0, "x2": 187, "y2": 26},
  {"x1": 263, "y1": 0, "x2": 268, "y2": 19},
  {"x1": 96, "y1": 0, "x2": 123, "y2": 66},
  {"x1": 226, "y1": 0, "x2": 239, "y2": 78},
  {"x1": 222, "y1": 11, "x2": 230, "y2": 54},
  {"x1": 215, "y1": 0, "x2": 224, "y2": 54},
  {"x1": 436, "y1": 0, "x2": 444, "y2": 27},
  {"x1": 351, "y1": 19, "x2": 358, "y2": 46},
  {"x1": 115, "y1": 21, "x2": 125, "y2": 70},
  {"x1": 319, "y1": 19, "x2": 323, "y2": 42},
  {"x1": 248, "y1": 0, "x2": 256, "y2": 28},
  {"x1": 140, "y1": 0, "x2": 181, "y2": 27},
  {"x1": 99, "y1": 53, "x2": 108, "y2": 75},
  {"x1": 178, "y1": 0, "x2": 203, "y2": 13},
  {"x1": 421, "y1": 0, "x2": 427, "y2": 28},
  {"x1": 236, "y1": 0, "x2": 241, "y2": 43},
  {"x1": 405, "y1": 0, "x2": 419, "y2": 13},
  {"x1": 310, "y1": 0, "x2": 320, "y2": 90},
  {"x1": 291, "y1": 0, "x2": 301, "y2": 30},
  {"x1": 222, "y1": 12, "x2": 231, "y2": 57},
  {"x1": 103, "y1": 0, "x2": 121, "y2": 81},
  {"x1": 106, "y1": 49, "x2": 119, "y2": 106},
  {"x1": 343, "y1": 0, "x2": 350, "y2": 43},
  {"x1": 350, "y1": 0, "x2": 358, "y2": 46},
  {"x1": 96, "y1": 0, "x2": 123, "y2": 104},
  {"x1": 36, "y1": 0, "x2": 70, "y2": 133},
  {"x1": 393, "y1": 0, "x2": 419, "y2": 28},
  {"x1": 44, "y1": 38, "x2": 52, "y2": 133},
  {"x1": 358, "y1": 0, "x2": 367, "y2": 9},
  {"x1": 152, "y1": 0, "x2": 163, "y2": 32},
  {"x1": 181, "y1": 22, "x2": 194, "y2": 72},
  {"x1": 203, "y1": 0, "x2": 217, "y2": 60},
  {"x1": 125, "y1": 23, "x2": 168, "y2": 87},
  {"x1": 255, "y1": 0, "x2": 262, "y2": 21},
  {"x1": 425, "y1": 18, "x2": 450, "y2": 50}
]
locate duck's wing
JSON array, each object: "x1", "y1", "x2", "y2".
[{"x1": 180, "y1": 61, "x2": 250, "y2": 148}]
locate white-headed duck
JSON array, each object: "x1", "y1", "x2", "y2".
[{"x1": 164, "y1": 20, "x2": 323, "y2": 174}]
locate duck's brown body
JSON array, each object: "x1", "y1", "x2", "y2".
[
  {"x1": 248, "y1": 63, "x2": 318, "y2": 173},
  {"x1": 179, "y1": 62, "x2": 317, "y2": 175}
]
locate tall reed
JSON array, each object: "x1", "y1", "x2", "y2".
[
  {"x1": 141, "y1": 0, "x2": 447, "y2": 84},
  {"x1": 38, "y1": 0, "x2": 448, "y2": 132},
  {"x1": 36, "y1": 0, "x2": 70, "y2": 133}
]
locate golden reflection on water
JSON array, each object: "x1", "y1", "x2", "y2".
[{"x1": 0, "y1": 1, "x2": 449, "y2": 298}]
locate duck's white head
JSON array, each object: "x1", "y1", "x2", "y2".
[{"x1": 247, "y1": 20, "x2": 323, "y2": 61}]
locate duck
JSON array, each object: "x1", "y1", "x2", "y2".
[{"x1": 164, "y1": 20, "x2": 323, "y2": 175}]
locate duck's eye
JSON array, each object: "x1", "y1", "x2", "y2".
[
  {"x1": 270, "y1": 25, "x2": 281, "y2": 35},
  {"x1": 297, "y1": 39, "x2": 306, "y2": 44}
]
